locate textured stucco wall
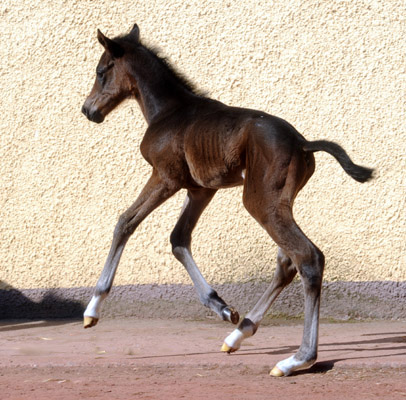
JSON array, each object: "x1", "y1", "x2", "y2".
[{"x1": 0, "y1": 1, "x2": 405, "y2": 316}]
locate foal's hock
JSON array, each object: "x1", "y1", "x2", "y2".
[{"x1": 82, "y1": 24, "x2": 373, "y2": 376}]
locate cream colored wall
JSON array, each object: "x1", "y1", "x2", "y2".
[{"x1": 1, "y1": 0, "x2": 404, "y2": 292}]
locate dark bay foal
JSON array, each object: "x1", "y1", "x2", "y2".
[{"x1": 82, "y1": 24, "x2": 373, "y2": 376}]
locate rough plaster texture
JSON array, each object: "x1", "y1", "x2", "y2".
[{"x1": 0, "y1": 1, "x2": 405, "y2": 317}]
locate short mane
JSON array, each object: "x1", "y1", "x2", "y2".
[{"x1": 115, "y1": 33, "x2": 205, "y2": 97}]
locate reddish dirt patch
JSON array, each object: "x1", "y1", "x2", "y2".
[
  {"x1": 3, "y1": 364, "x2": 406, "y2": 400},
  {"x1": 1, "y1": 318, "x2": 405, "y2": 399}
]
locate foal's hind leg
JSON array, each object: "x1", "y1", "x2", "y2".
[
  {"x1": 270, "y1": 238, "x2": 324, "y2": 377},
  {"x1": 170, "y1": 188, "x2": 239, "y2": 324},
  {"x1": 223, "y1": 146, "x2": 324, "y2": 376},
  {"x1": 246, "y1": 205, "x2": 324, "y2": 376},
  {"x1": 222, "y1": 247, "x2": 297, "y2": 352}
]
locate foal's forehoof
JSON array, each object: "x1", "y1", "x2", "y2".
[
  {"x1": 83, "y1": 316, "x2": 99, "y2": 328},
  {"x1": 269, "y1": 366, "x2": 285, "y2": 377},
  {"x1": 221, "y1": 307, "x2": 240, "y2": 324}
]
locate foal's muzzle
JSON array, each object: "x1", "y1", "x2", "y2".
[{"x1": 81, "y1": 105, "x2": 105, "y2": 124}]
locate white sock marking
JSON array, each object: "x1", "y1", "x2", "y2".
[
  {"x1": 224, "y1": 323, "x2": 253, "y2": 350},
  {"x1": 84, "y1": 294, "x2": 106, "y2": 319},
  {"x1": 276, "y1": 355, "x2": 315, "y2": 376}
]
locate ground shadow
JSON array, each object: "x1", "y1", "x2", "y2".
[
  {"x1": 287, "y1": 333, "x2": 406, "y2": 375},
  {"x1": 130, "y1": 331, "x2": 406, "y2": 374},
  {"x1": 294, "y1": 348, "x2": 406, "y2": 376},
  {"x1": 0, "y1": 319, "x2": 80, "y2": 332}
]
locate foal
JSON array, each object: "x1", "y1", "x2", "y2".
[{"x1": 82, "y1": 24, "x2": 373, "y2": 376}]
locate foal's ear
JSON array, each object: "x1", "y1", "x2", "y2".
[
  {"x1": 129, "y1": 24, "x2": 140, "y2": 42},
  {"x1": 97, "y1": 29, "x2": 124, "y2": 58}
]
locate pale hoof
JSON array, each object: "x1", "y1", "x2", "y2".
[
  {"x1": 84, "y1": 316, "x2": 99, "y2": 329},
  {"x1": 221, "y1": 342, "x2": 237, "y2": 353},
  {"x1": 270, "y1": 366, "x2": 285, "y2": 377}
]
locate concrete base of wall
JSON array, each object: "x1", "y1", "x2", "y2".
[{"x1": 1, "y1": 281, "x2": 405, "y2": 321}]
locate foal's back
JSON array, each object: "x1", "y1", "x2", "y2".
[{"x1": 143, "y1": 96, "x2": 309, "y2": 191}]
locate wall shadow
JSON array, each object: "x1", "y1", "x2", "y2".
[{"x1": 0, "y1": 281, "x2": 84, "y2": 320}]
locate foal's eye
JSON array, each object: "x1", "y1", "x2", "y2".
[{"x1": 96, "y1": 63, "x2": 114, "y2": 83}]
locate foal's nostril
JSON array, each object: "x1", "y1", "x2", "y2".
[
  {"x1": 81, "y1": 105, "x2": 89, "y2": 118},
  {"x1": 81, "y1": 103, "x2": 104, "y2": 123}
]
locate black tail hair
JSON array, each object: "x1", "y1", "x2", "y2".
[{"x1": 303, "y1": 140, "x2": 374, "y2": 183}]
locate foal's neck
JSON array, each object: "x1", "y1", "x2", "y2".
[{"x1": 130, "y1": 47, "x2": 199, "y2": 125}]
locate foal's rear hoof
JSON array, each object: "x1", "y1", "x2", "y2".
[
  {"x1": 83, "y1": 316, "x2": 99, "y2": 329},
  {"x1": 221, "y1": 342, "x2": 238, "y2": 354},
  {"x1": 221, "y1": 307, "x2": 240, "y2": 324}
]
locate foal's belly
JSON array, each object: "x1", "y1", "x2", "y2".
[{"x1": 186, "y1": 156, "x2": 245, "y2": 189}]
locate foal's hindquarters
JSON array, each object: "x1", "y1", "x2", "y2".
[{"x1": 222, "y1": 130, "x2": 325, "y2": 376}]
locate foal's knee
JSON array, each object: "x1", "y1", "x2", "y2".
[
  {"x1": 170, "y1": 229, "x2": 190, "y2": 260},
  {"x1": 114, "y1": 212, "x2": 136, "y2": 239}
]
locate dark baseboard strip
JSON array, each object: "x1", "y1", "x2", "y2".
[{"x1": 0, "y1": 281, "x2": 405, "y2": 320}]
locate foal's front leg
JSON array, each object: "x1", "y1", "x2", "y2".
[
  {"x1": 170, "y1": 188, "x2": 239, "y2": 324},
  {"x1": 84, "y1": 172, "x2": 179, "y2": 328}
]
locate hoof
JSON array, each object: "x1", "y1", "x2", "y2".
[
  {"x1": 270, "y1": 366, "x2": 285, "y2": 377},
  {"x1": 221, "y1": 307, "x2": 240, "y2": 325},
  {"x1": 84, "y1": 316, "x2": 99, "y2": 329},
  {"x1": 221, "y1": 342, "x2": 237, "y2": 354}
]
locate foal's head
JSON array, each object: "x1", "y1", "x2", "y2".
[{"x1": 82, "y1": 24, "x2": 140, "y2": 123}]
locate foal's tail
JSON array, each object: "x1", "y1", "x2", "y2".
[{"x1": 303, "y1": 140, "x2": 374, "y2": 183}]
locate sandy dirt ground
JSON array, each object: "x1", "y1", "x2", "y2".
[{"x1": 1, "y1": 318, "x2": 405, "y2": 399}]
